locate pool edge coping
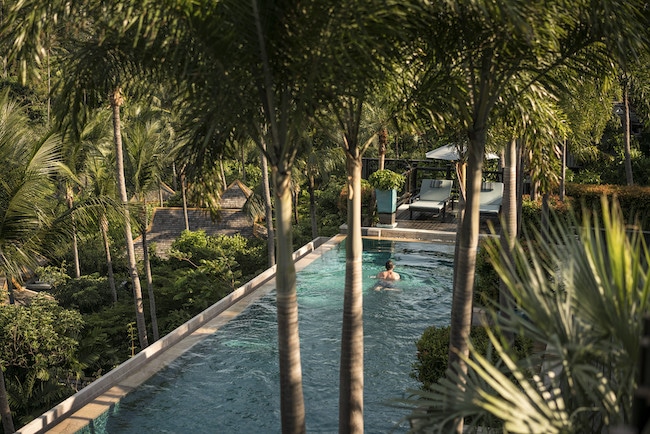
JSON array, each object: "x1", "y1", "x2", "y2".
[{"x1": 18, "y1": 235, "x2": 344, "y2": 434}]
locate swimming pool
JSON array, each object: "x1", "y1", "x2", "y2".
[{"x1": 86, "y1": 239, "x2": 454, "y2": 433}]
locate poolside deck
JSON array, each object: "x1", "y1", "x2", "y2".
[{"x1": 342, "y1": 202, "x2": 499, "y2": 243}]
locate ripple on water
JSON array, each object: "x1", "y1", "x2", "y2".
[{"x1": 98, "y1": 240, "x2": 454, "y2": 434}]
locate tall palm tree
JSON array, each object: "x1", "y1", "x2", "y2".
[
  {"x1": 5, "y1": 0, "x2": 162, "y2": 350},
  {"x1": 259, "y1": 136, "x2": 275, "y2": 266},
  {"x1": 118, "y1": 2, "x2": 332, "y2": 430},
  {"x1": 124, "y1": 108, "x2": 173, "y2": 342},
  {"x1": 294, "y1": 127, "x2": 345, "y2": 240},
  {"x1": 411, "y1": 6, "x2": 646, "y2": 431},
  {"x1": 108, "y1": 87, "x2": 149, "y2": 349},
  {"x1": 315, "y1": 4, "x2": 416, "y2": 430},
  {"x1": 77, "y1": 109, "x2": 121, "y2": 302},
  {"x1": 0, "y1": 90, "x2": 66, "y2": 434}
]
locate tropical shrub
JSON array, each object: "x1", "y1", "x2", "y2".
[
  {"x1": 567, "y1": 183, "x2": 650, "y2": 227},
  {"x1": 49, "y1": 274, "x2": 115, "y2": 314},
  {"x1": 368, "y1": 169, "x2": 406, "y2": 191},
  {"x1": 81, "y1": 300, "x2": 143, "y2": 373},
  {"x1": 520, "y1": 194, "x2": 574, "y2": 235},
  {"x1": 403, "y1": 198, "x2": 649, "y2": 433},
  {"x1": 35, "y1": 263, "x2": 70, "y2": 288},
  {"x1": 0, "y1": 295, "x2": 83, "y2": 426},
  {"x1": 412, "y1": 325, "x2": 533, "y2": 391},
  {"x1": 154, "y1": 230, "x2": 266, "y2": 332},
  {"x1": 338, "y1": 179, "x2": 375, "y2": 226},
  {"x1": 473, "y1": 242, "x2": 499, "y2": 307}
]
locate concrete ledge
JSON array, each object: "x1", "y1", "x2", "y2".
[
  {"x1": 18, "y1": 237, "x2": 335, "y2": 434},
  {"x1": 340, "y1": 224, "x2": 457, "y2": 243}
]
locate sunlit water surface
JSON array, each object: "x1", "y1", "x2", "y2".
[{"x1": 88, "y1": 239, "x2": 454, "y2": 433}]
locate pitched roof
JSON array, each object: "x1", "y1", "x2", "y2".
[{"x1": 221, "y1": 180, "x2": 253, "y2": 209}]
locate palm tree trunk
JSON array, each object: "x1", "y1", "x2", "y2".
[
  {"x1": 110, "y1": 87, "x2": 149, "y2": 350},
  {"x1": 378, "y1": 127, "x2": 387, "y2": 170},
  {"x1": 273, "y1": 168, "x2": 306, "y2": 434},
  {"x1": 499, "y1": 138, "x2": 518, "y2": 337},
  {"x1": 181, "y1": 172, "x2": 190, "y2": 231},
  {"x1": 240, "y1": 143, "x2": 247, "y2": 183},
  {"x1": 172, "y1": 162, "x2": 178, "y2": 191},
  {"x1": 7, "y1": 276, "x2": 15, "y2": 305},
  {"x1": 622, "y1": 77, "x2": 634, "y2": 185},
  {"x1": 219, "y1": 157, "x2": 227, "y2": 188},
  {"x1": 560, "y1": 138, "x2": 566, "y2": 202},
  {"x1": 339, "y1": 155, "x2": 364, "y2": 434},
  {"x1": 67, "y1": 190, "x2": 81, "y2": 278},
  {"x1": 309, "y1": 174, "x2": 318, "y2": 240},
  {"x1": 448, "y1": 129, "x2": 485, "y2": 433},
  {"x1": 260, "y1": 144, "x2": 275, "y2": 266},
  {"x1": 100, "y1": 213, "x2": 118, "y2": 303},
  {"x1": 141, "y1": 228, "x2": 159, "y2": 342},
  {"x1": 0, "y1": 364, "x2": 15, "y2": 434},
  {"x1": 292, "y1": 189, "x2": 299, "y2": 225}
]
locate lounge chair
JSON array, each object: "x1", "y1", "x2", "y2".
[
  {"x1": 479, "y1": 181, "x2": 504, "y2": 216},
  {"x1": 409, "y1": 179, "x2": 453, "y2": 219}
]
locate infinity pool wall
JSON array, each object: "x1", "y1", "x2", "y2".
[{"x1": 86, "y1": 238, "x2": 454, "y2": 433}]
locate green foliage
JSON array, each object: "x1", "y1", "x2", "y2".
[
  {"x1": 367, "y1": 169, "x2": 405, "y2": 191},
  {"x1": 81, "y1": 300, "x2": 139, "y2": 373},
  {"x1": 152, "y1": 230, "x2": 266, "y2": 332},
  {"x1": 405, "y1": 198, "x2": 649, "y2": 432},
  {"x1": 473, "y1": 242, "x2": 499, "y2": 307},
  {"x1": 567, "y1": 183, "x2": 650, "y2": 227},
  {"x1": 35, "y1": 263, "x2": 71, "y2": 288},
  {"x1": 0, "y1": 295, "x2": 82, "y2": 425},
  {"x1": 49, "y1": 274, "x2": 116, "y2": 314},
  {"x1": 572, "y1": 168, "x2": 603, "y2": 184},
  {"x1": 412, "y1": 325, "x2": 533, "y2": 390},
  {"x1": 520, "y1": 194, "x2": 574, "y2": 235},
  {"x1": 313, "y1": 177, "x2": 347, "y2": 233},
  {"x1": 338, "y1": 179, "x2": 375, "y2": 226},
  {"x1": 56, "y1": 232, "x2": 128, "y2": 278},
  {"x1": 169, "y1": 230, "x2": 264, "y2": 278}
]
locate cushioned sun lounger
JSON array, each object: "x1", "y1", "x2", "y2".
[
  {"x1": 409, "y1": 179, "x2": 453, "y2": 219},
  {"x1": 479, "y1": 181, "x2": 504, "y2": 216}
]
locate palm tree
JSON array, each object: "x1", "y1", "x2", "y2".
[
  {"x1": 316, "y1": 5, "x2": 416, "y2": 430},
  {"x1": 108, "y1": 87, "x2": 149, "y2": 349},
  {"x1": 78, "y1": 110, "x2": 121, "y2": 302},
  {"x1": 5, "y1": 0, "x2": 161, "y2": 349},
  {"x1": 402, "y1": 198, "x2": 649, "y2": 433},
  {"x1": 294, "y1": 127, "x2": 345, "y2": 240},
  {"x1": 124, "y1": 107, "x2": 173, "y2": 342},
  {"x1": 411, "y1": 6, "x2": 647, "y2": 431},
  {"x1": 124, "y1": 2, "x2": 332, "y2": 430},
  {"x1": 259, "y1": 136, "x2": 275, "y2": 266},
  {"x1": 0, "y1": 90, "x2": 66, "y2": 434}
]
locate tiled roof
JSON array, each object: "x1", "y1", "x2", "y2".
[{"x1": 134, "y1": 181, "x2": 258, "y2": 259}]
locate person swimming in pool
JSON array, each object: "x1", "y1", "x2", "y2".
[{"x1": 377, "y1": 260, "x2": 400, "y2": 281}]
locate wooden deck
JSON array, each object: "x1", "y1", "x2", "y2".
[
  {"x1": 395, "y1": 206, "x2": 459, "y2": 232},
  {"x1": 350, "y1": 202, "x2": 499, "y2": 242}
]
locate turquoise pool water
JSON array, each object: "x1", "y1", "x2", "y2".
[{"x1": 88, "y1": 239, "x2": 454, "y2": 433}]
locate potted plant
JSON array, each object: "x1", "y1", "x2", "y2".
[{"x1": 368, "y1": 169, "x2": 405, "y2": 226}]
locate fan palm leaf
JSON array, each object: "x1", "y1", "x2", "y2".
[{"x1": 401, "y1": 197, "x2": 649, "y2": 432}]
